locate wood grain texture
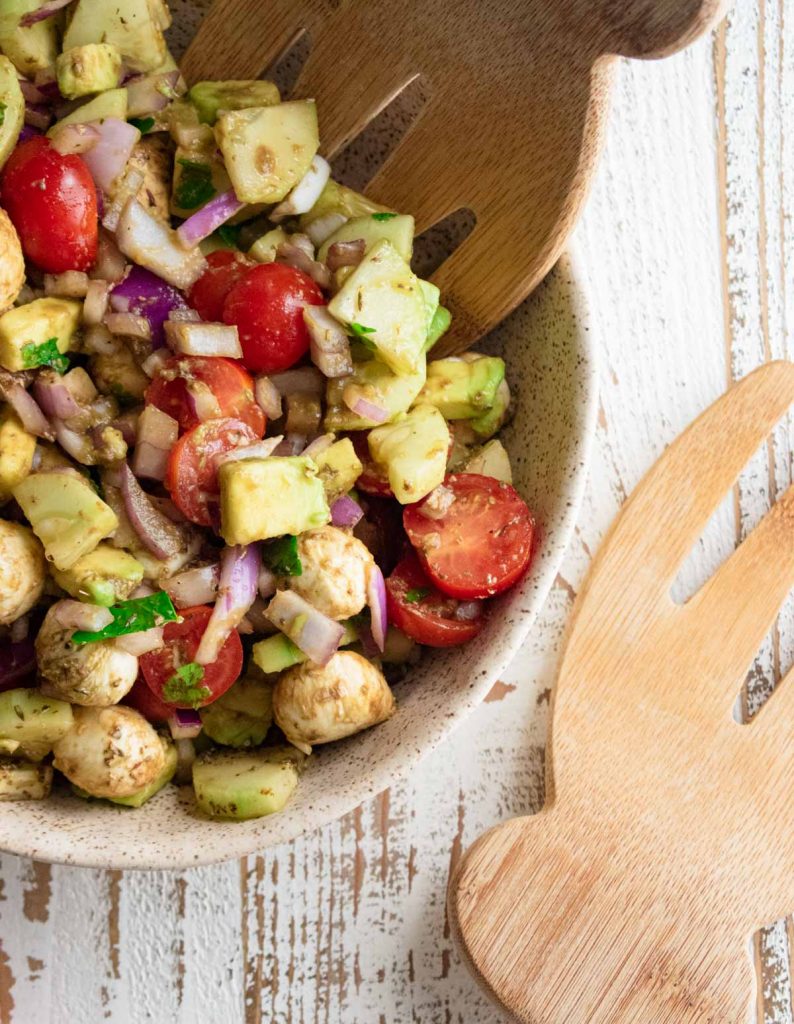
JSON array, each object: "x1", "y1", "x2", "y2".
[
  {"x1": 2, "y1": 4, "x2": 794, "y2": 1022},
  {"x1": 181, "y1": 0, "x2": 726, "y2": 353}
]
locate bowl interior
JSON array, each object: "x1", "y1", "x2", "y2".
[{"x1": 0, "y1": 248, "x2": 596, "y2": 868}]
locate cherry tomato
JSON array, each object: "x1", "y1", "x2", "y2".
[
  {"x1": 385, "y1": 551, "x2": 484, "y2": 647},
  {"x1": 0, "y1": 137, "x2": 98, "y2": 272},
  {"x1": 139, "y1": 605, "x2": 243, "y2": 709},
  {"x1": 188, "y1": 249, "x2": 254, "y2": 322},
  {"x1": 165, "y1": 417, "x2": 258, "y2": 527},
  {"x1": 124, "y1": 674, "x2": 171, "y2": 724},
  {"x1": 145, "y1": 355, "x2": 265, "y2": 436},
  {"x1": 403, "y1": 473, "x2": 534, "y2": 599},
  {"x1": 222, "y1": 263, "x2": 326, "y2": 373},
  {"x1": 350, "y1": 432, "x2": 394, "y2": 497}
]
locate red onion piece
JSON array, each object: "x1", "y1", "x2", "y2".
[
  {"x1": 254, "y1": 376, "x2": 282, "y2": 420},
  {"x1": 2, "y1": 380, "x2": 53, "y2": 439},
  {"x1": 110, "y1": 266, "x2": 190, "y2": 348},
  {"x1": 17, "y1": 125, "x2": 42, "y2": 145},
  {"x1": 454, "y1": 600, "x2": 483, "y2": 622},
  {"x1": 113, "y1": 408, "x2": 140, "y2": 446},
  {"x1": 304, "y1": 212, "x2": 347, "y2": 248},
  {"x1": 125, "y1": 71, "x2": 181, "y2": 117},
  {"x1": 101, "y1": 165, "x2": 145, "y2": 232},
  {"x1": 81, "y1": 117, "x2": 140, "y2": 193},
  {"x1": 168, "y1": 307, "x2": 201, "y2": 323},
  {"x1": 53, "y1": 600, "x2": 114, "y2": 632},
  {"x1": 272, "y1": 434, "x2": 306, "y2": 456},
  {"x1": 302, "y1": 433, "x2": 335, "y2": 458},
  {"x1": 176, "y1": 189, "x2": 245, "y2": 248},
  {"x1": 53, "y1": 418, "x2": 94, "y2": 463},
  {"x1": 83, "y1": 280, "x2": 110, "y2": 325},
  {"x1": 9, "y1": 615, "x2": 28, "y2": 644},
  {"x1": 115, "y1": 200, "x2": 208, "y2": 291},
  {"x1": 20, "y1": 0, "x2": 72, "y2": 27},
  {"x1": 269, "y1": 366, "x2": 324, "y2": 397},
  {"x1": 133, "y1": 406, "x2": 178, "y2": 481},
  {"x1": 0, "y1": 636, "x2": 35, "y2": 690},
  {"x1": 326, "y1": 238, "x2": 366, "y2": 272},
  {"x1": 24, "y1": 103, "x2": 51, "y2": 130},
  {"x1": 19, "y1": 79, "x2": 47, "y2": 105},
  {"x1": 105, "y1": 311, "x2": 152, "y2": 340},
  {"x1": 91, "y1": 229, "x2": 128, "y2": 283},
  {"x1": 162, "y1": 564, "x2": 220, "y2": 609},
  {"x1": 168, "y1": 708, "x2": 202, "y2": 740},
  {"x1": 114, "y1": 626, "x2": 164, "y2": 655},
  {"x1": 343, "y1": 390, "x2": 389, "y2": 424},
  {"x1": 119, "y1": 462, "x2": 183, "y2": 559},
  {"x1": 142, "y1": 349, "x2": 171, "y2": 378},
  {"x1": 417, "y1": 484, "x2": 456, "y2": 520},
  {"x1": 49, "y1": 122, "x2": 100, "y2": 156},
  {"x1": 269, "y1": 156, "x2": 331, "y2": 222},
  {"x1": 258, "y1": 565, "x2": 277, "y2": 599},
  {"x1": 164, "y1": 320, "x2": 242, "y2": 358},
  {"x1": 367, "y1": 565, "x2": 388, "y2": 652},
  {"x1": 185, "y1": 381, "x2": 222, "y2": 422},
  {"x1": 44, "y1": 270, "x2": 89, "y2": 297},
  {"x1": 266, "y1": 590, "x2": 345, "y2": 667},
  {"x1": 215, "y1": 436, "x2": 282, "y2": 468},
  {"x1": 195, "y1": 544, "x2": 260, "y2": 666},
  {"x1": 331, "y1": 494, "x2": 364, "y2": 528},
  {"x1": 304, "y1": 305, "x2": 353, "y2": 378},
  {"x1": 275, "y1": 239, "x2": 331, "y2": 290},
  {"x1": 32, "y1": 373, "x2": 80, "y2": 419}
]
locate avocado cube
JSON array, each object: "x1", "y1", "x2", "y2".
[
  {"x1": 50, "y1": 88, "x2": 128, "y2": 133},
  {"x1": 328, "y1": 240, "x2": 429, "y2": 376},
  {"x1": 200, "y1": 673, "x2": 274, "y2": 748},
  {"x1": 424, "y1": 304, "x2": 452, "y2": 353},
  {"x1": 461, "y1": 439, "x2": 513, "y2": 484},
  {"x1": 110, "y1": 737, "x2": 177, "y2": 807},
  {"x1": 0, "y1": 689, "x2": 74, "y2": 747},
  {"x1": 0, "y1": 57, "x2": 24, "y2": 171},
  {"x1": 471, "y1": 379, "x2": 511, "y2": 438},
  {"x1": 193, "y1": 746, "x2": 305, "y2": 820},
  {"x1": 0, "y1": 297, "x2": 81, "y2": 372},
  {"x1": 0, "y1": 9, "x2": 57, "y2": 76},
  {"x1": 63, "y1": 0, "x2": 167, "y2": 73},
  {"x1": 318, "y1": 213, "x2": 415, "y2": 264},
  {"x1": 56, "y1": 43, "x2": 123, "y2": 99},
  {"x1": 248, "y1": 227, "x2": 288, "y2": 264},
  {"x1": 298, "y1": 179, "x2": 389, "y2": 232},
  {"x1": 418, "y1": 355, "x2": 506, "y2": 420},
  {"x1": 219, "y1": 456, "x2": 330, "y2": 545},
  {"x1": 189, "y1": 79, "x2": 280, "y2": 125},
  {"x1": 215, "y1": 99, "x2": 319, "y2": 204},
  {"x1": 324, "y1": 357, "x2": 426, "y2": 431},
  {"x1": 252, "y1": 622, "x2": 358, "y2": 675},
  {"x1": 368, "y1": 404, "x2": 450, "y2": 504},
  {"x1": 14, "y1": 471, "x2": 118, "y2": 571},
  {"x1": 312, "y1": 439, "x2": 363, "y2": 501},
  {"x1": 50, "y1": 543, "x2": 144, "y2": 606},
  {"x1": 0, "y1": 407, "x2": 36, "y2": 503}
]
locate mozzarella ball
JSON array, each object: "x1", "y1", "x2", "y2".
[
  {"x1": 0, "y1": 520, "x2": 46, "y2": 626},
  {"x1": 274, "y1": 650, "x2": 395, "y2": 752},
  {"x1": 35, "y1": 602, "x2": 138, "y2": 706},
  {"x1": 52, "y1": 705, "x2": 165, "y2": 798},
  {"x1": 0, "y1": 209, "x2": 24, "y2": 312},
  {"x1": 287, "y1": 526, "x2": 374, "y2": 620}
]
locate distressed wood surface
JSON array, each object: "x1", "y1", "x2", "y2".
[{"x1": 1, "y1": 4, "x2": 793, "y2": 1021}]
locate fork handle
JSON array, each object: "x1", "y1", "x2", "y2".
[{"x1": 583, "y1": 0, "x2": 729, "y2": 58}]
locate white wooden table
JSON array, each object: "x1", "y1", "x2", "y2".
[{"x1": 2, "y1": 5, "x2": 793, "y2": 1021}]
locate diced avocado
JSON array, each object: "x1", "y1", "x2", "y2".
[
  {"x1": 252, "y1": 621, "x2": 358, "y2": 674},
  {"x1": 0, "y1": 759, "x2": 52, "y2": 801},
  {"x1": 193, "y1": 745, "x2": 306, "y2": 820},
  {"x1": 56, "y1": 43, "x2": 123, "y2": 99},
  {"x1": 325, "y1": 357, "x2": 426, "y2": 431},
  {"x1": 110, "y1": 736, "x2": 176, "y2": 807},
  {"x1": 89, "y1": 348, "x2": 150, "y2": 404},
  {"x1": 328, "y1": 240, "x2": 429, "y2": 376},
  {"x1": 461, "y1": 439, "x2": 513, "y2": 484},
  {"x1": 318, "y1": 213, "x2": 414, "y2": 264},
  {"x1": 424, "y1": 304, "x2": 452, "y2": 352},
  {"x1": 0, "y1": 56, "x2": 24, "y2": 171},
  {"x1": 312, "y1": 439, "x2": 363, "y2": 501},
  {"x1": 418, "y1": 355, "x2": 506, "y2": 420},
  {"x1": 201, "y1": 673, "x2": 274, "y2": 748},
  {"x1": 470, "y1": 378, "x2": 511, "y2": 438},
  {"x1": 368, "y1": 404, "x2": 450, "y2": 504},
  {"x1": 0, "y1": 689, "x2": 74, "y2": 746},
  {"x1": 0, "y1": 297, "x2": 81, "y2": 372},
  {"x1": 63, "y1": 0, "x2": 167, "y2": 73},
  {"x1": 219, "y1": 456, "x2": 330, "y2": 545},
  {"x1": 51, "y1": 88, "x2": 128, "y2": 133},
  {"x1": 248, "y1": 227, "x2": 288, "y2": 264},
  {"x1": 215, "y1": 99, "x2": 319, "y2": 204},
  {"x1": 0, "y1": 407, "x2": 36, "y2": 503},
  {"x1": 189, "y1": 79, "x2": 280, "y2": 125},
  {"x1": 0, "y1": 6, "x2": 57, "y2": 76},
  {"x1": 298, "y1": 179, "x2": 389, "y2": 231},
  {"x1": 13, "y1": 471, "x2": 118, "y2": 571},
  {"x1": 51, "y1": 543, "x2": 144, "y2": 606}
]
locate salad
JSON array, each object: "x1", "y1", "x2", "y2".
[{"x1": 0, "y1": 0, "x2": 535, "y2": 821}]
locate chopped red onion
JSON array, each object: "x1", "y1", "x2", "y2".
[
  {"x1": 304, "y1": 305, "x2": 353, "y2": 378},
  {"x1": 417, "y1": 484, "x2": 456, "y2": 520},
  {"x1": 32, "y1": 373, "x2": 80, "y2": 419},
  {"x1": 114, "y1": 626, "x2": 164, "y2": 655},
  {"x1": 367, "y1": 564, "x2": 387, "y2": 652},
  {"x1": 454, "y1": 600, "x2": 483, "y2": 622},
  {"x1": 115, "y1": 200, "x2": 208, "y2": 290},
  {"x1": 83, "y1": 280, "x2": 111, "y2": 325},
  {"x1": 186, "y1": 381, "x2": 222, "y2": 421},
  {"x1": 266, "y1": 590, "x2": 345, "y2": 667},
  {"x1": 258, "y1": 565, "x2": 277, "y2": 599},
  {"x1": 195, "y1": 544, "x2": 260, "y2": 665},
  {"x1": 343, "y1": 389, "x2": 389, "y2": 424},
  {"x1": 125, "y1": 71, "x2": 181, "y2": 117},
  {"x1": 272, "y1": 433, "x2": 307, "y2": 456},
  {"x1": 304, "y1": 212, "x2": 348, "y2": 248},
  {"x1": 133, "y1": 405, "x2": 178, "y2": 480},
  {"x1": 105, "y1": 311, "x2": 152, "y2": 340},
  {"x1": 20, "y1": 0, "x2": 72, "y2": 27},
  {"x1": 83, "y1": 323, "x2": 118, "y2": 355},
  {"x1": 254, "y1": 376, "x2": 282, "y2": 420},
  {"x1": 302, "y1": 433, "x2": 335, "y2": 458},
  {"x1": 331, "y1": 494, "x2": 364, "y2": 528},
  {"x1": 326, "y1": 238, "x2": 366, "y2": 272},
  {"x1": 276, "y1": 239, "x2": 331, "y2": 290},
  {"x1": 49, "y1": 122, "x2": 100, "y2": 156},
  {"x1": 53, "y1": 600, "x2": 114, "y2": 633},
  {"x1": 110, "y1": 266, "x2": 190, "y2": 347},
  {"x1": 0, "y1": 636, "x2": 35, "y2": 689},
  {"x1": 174, "y1": 737, "x2": 196, "y2": 783},
  {"x1": 142, "y1": 349, "x2": 171, "y2": 378},
  {"x1": 24, "y1": 103, "x2": 51, "y2": 130},
  {"x1": 168, "y1": 708, "x2": 202, "y2": 740},
  {"x1": 269, "y1": 366, "x2": 324, "y2": 397},
  {"x1": 19, "y1": 79, "x2": 47, "y2": 105},
  {"x1": 9, "y1": 614, "x2": 28, "y2": 644},
  {"x1": 2, "y1": 380, "x2": 53, "y2": 439},
  {"x1": 17, "y1": 125, "x2": 43, "y2": 145},
  {"x1": 176, "y1": 189, "x2": 245, "y2": 248},
  {"x1": 215, "y1": 436, "x2": 282, "y2": 468},
  {"x1": 168, "y1": 307, "x2": 201, "y2": 323},
  {"x1": 112, "y1": 408, "x2": 140, "y2": 446},
  {"x1": 270, "y1": 156, "x2": 331, "y2": 222},
  {"x1": 101, "y1": 164, "x2": 145, "y2": 232},
  {"x1": 164, "y1": 320, "x2": 242, "y2": 358},
  {"x1": 81, "y1": 117, "x2": 141, "y2": 193},
  {"x1": 91, "y1": 229, "x2": 128, "y2": 282},
  {"x1": 119, "y1": 462, "x2": 183, "y2": 559},
  {"x1": 53, "y1": 418, "x2": 94, "y2": 463},
  {"x1": 162, "y1": 564, "x2": 220, "y2": 609},
  {"x1": 44, "y1": 270, "x2": 89, "y2": 298}
]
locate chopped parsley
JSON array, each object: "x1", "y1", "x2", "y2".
[
  {"x1": 263, "y1": 535, "x2": 302, "y2": 577},
  {"x1": 348, "y1": 322, "x2": 376, "y2": 339},
  {"x1": 72, "y1": 591, "x2": 178, "y2": 644},
  {"x1": 371, "y1": 212, "x2": 397, "y2": 221},
  {"x1": 21, "y1": 337, "x2": 69, "y2": 374},
  {"x1": 404, "y1": 588, "x2": 430, "y2": 604},
  {"x1": 162, "y1": 663, "x2": 210, "y2": 708},
  {"x1": 175, "y1": 158, "x2": 216, "y2": 210},
  {"x1": 215, "y1": 223, "x2": 243, "y2": 250},
  {"x1": 0, "y1": 102, "x2": 6, "y2": 127},
  {"x1": 129, "y1": 116, "x2": 155, "y2": 134}
]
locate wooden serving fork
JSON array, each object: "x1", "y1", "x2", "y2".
[
  {"x1": 448, "y1": 361, "x2": 794, "y2": 1023},
  {"x1": 181, "y1": 0, "x2": 726, "y2": 353}
]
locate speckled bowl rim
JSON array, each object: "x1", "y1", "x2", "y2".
[{"x1": 0, "y1": 242, "x2": 597, "y2": 869}]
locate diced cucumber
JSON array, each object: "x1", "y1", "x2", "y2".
[
  {"x1": 0, "y1": 759, "x2": 52, "y2": 801},
  {"x1": 200, "y1": 673, "x2": 274, "y2": 748},
  {"x1": 50, "y1": 88, "x2": 128, "y2": 133},
  {"x1": 252, "y1": 621, "x2": 358, "y2": 675},
  {"x1": 0, "y1": 689, "x2": 74, "y2": 746},
  {"x1": 368, "y1": 403, "x2": 450, "y2": 504},
  {"x1": 325, "y1": 358, "x2": 426, "y2": 431},
  {"x1": 63, "y1": 0, "x2": 167, "y2": 73},
  {"x1": 298, "y1": 179, "x2": 389, "y2": 230},
  {"x1": 51, "y1": 543, "x2": 144, "y2": 606},
  {"x1": 248, "y1": 227, "x2": 288, "y2": 264},
  {"x1": 0, "y1": 296, "x2": 81, "y2": 373},
  {"x1": 193, "y1": 746, "x2": 306, "y2": 820},
  {"x1": 0, "y1": 5, "x2": 57, "y2": 77},
  {"x1": 189, "y1": 80, "x2": 280, "y2": 125}
]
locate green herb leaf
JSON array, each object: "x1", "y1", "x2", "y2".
[
  {"x1": 215, "y1": 223, "x2": 243, "y2": 250},
  {"x1": 21, "y1": 338, "x2": 69, "y2": 374},
  {"x1": 129, "y1": 115, "x2": 155, "y2": 134},
  {"x1": 0, "y1": 102, "x2": 6, "y2": 128},
  {"x1": 72, "y1": 591, "x2": 179, "y2": 644},
  {"x1": 404, "y1": 587, "x2": 430, "y2": 604},
  {"x1": 263, "y1": 535, "x2": 302, "y2": 577},
  {"x1": 162, "y1": 663, "x2": 210, "y2": 707},
  {"x1": 371, "y1": 212, "x2": 397, "y2": 221},
  {"x1": 175, "y1": 158, "x2": 216, "y2": 210},
  {"x1": 348, "y1": 322, "x2": 376, "y2": 338}
]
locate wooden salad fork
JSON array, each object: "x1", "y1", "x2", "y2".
[
  {"x1": 181, "y1": 0, "x2": 727, "y2": 353},
  {"x1": 448, "y1": 360, "x2": 794, "y2": 1023}
]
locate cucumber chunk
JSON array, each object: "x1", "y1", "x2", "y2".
[
  {"x1": 193, "y1": 746, "x2": 306, "y2": 820},
  {"x1": 0, "y1": 689, "x2": 74, "y2": 746}
]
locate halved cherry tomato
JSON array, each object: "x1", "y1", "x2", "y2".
[
  {"x1": 145, "y1": 355, "x2": 265, "y2": 436},
  {"x1": 165, "y1": 417, "x2": 257, "y2": 526},
  {"x1": 124, "y1": 674, "x2": 171, "y2": 724},
  {"x1": 222, "y1": 262, "x2": 326, "y2": 373},
  {"x1": 0, "y1": 137, "x2": 98, "y2": 272},
  {"x1": 188, "y1": 249, "x2": 254, "y2": 322},
  {"x1": 350, "y1": 432, "x2": 394, "y2": 497},
  {"x1": 403, "y1": 473, "x2": 534, "y2": 599},
  {"x1": 139, "y1": 605, "x2": 243, "y2": 709},
  {"x1": 385, "y1": 551, "x2": 484, "y2": 647}
]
